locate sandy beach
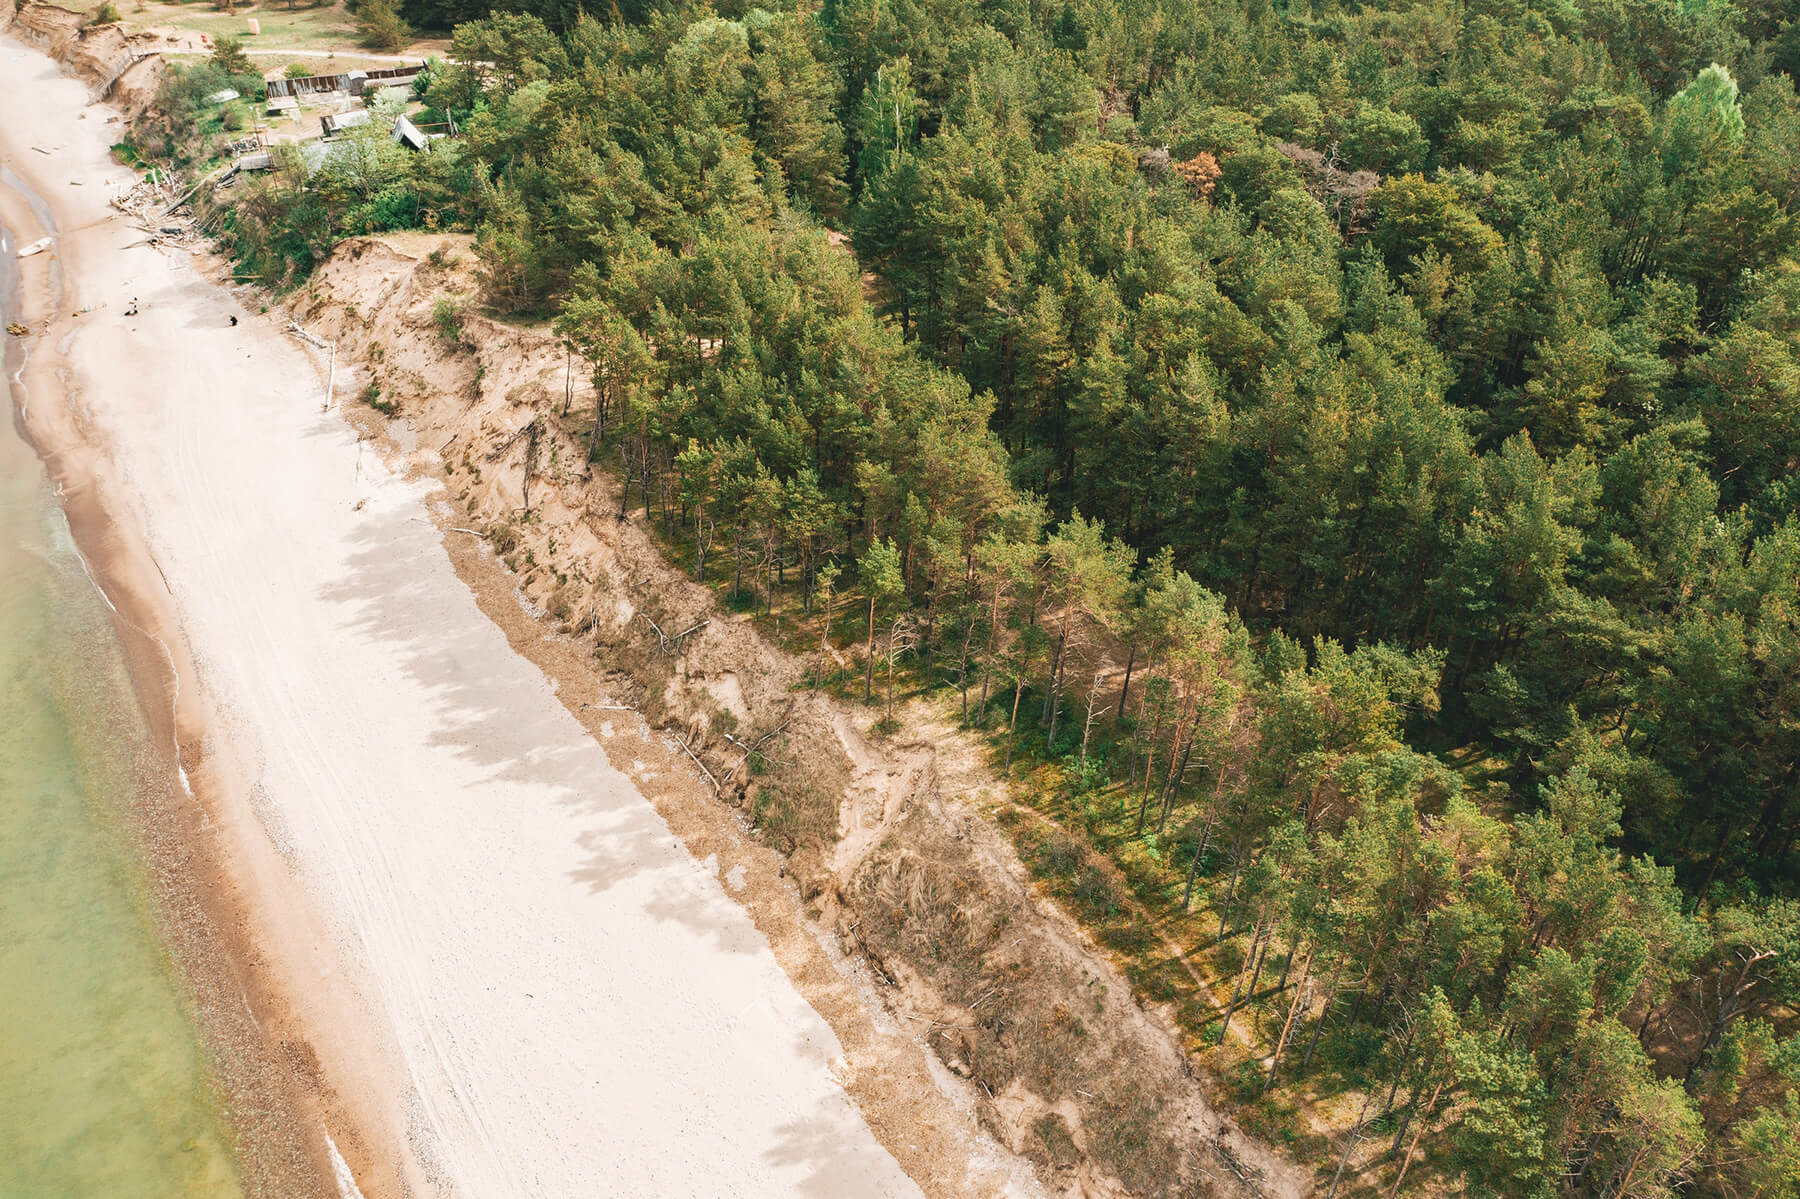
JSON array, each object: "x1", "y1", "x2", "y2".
[{"x1": 0, "y1": 33, "x2": 927, "y2": 1199}]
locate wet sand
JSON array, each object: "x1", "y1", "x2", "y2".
[{"x1": 1, "y1": 163, "x2": 246, "y2": 1199}]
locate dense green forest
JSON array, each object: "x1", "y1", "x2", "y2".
[{"x1": 139, "y1": 0, "x2": 1800, "y2": 1192}]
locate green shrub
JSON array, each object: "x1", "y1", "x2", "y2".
[
  {"x1": 211, "y1": 37, "x2": 252, "y2": 76},
  {"x1": 432, "y1": 295, "x2": 464, "y2": 341},
  {"x1": 131, "y1": 61, "x2": 247, "y2": 164},
  {"x1": 1033, "y1": 830, "x2": 1086, "y2": 880},
  {"x1": 357, "y1": 0, "x2": 412, "y2": 52},
  {"x1": 363, "y1": 380, "x2": 396, "y2": 414},
  {"x1": 1070, "y1": 862, "x2": 1122, "y2": 921},
  {"x1": 350, "y1": 185, "x2": 421, "y2": 235}
]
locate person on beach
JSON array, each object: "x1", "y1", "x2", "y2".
[{"x1": 229, "y1": 315, "x2": 237, "y2": 326}]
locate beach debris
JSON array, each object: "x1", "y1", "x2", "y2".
[
  {"x1": 638, "y1": 612, "x2": 708, "y2": 656},
  {"x1": 286, "y1": 321, "x2": 330, "y2": 349},
  {"x1": 6, "y1": 323, "x2": 28, "y2": 336},
  {"x1": 110, "y1": 176, "x2": 175, "y2": 221},
  {"x1": 16, "y1": 237, "x2": 51, "y2": 258},
  {"x1": 107, "y1": 172, "x2": 225, "y2": 251},
  {"x1": 674, "y1": 733, "x2": 721, "y2": 793}
]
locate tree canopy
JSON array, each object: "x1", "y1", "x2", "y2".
[{"x1": 162, "y1": 0, "x2": 1800, "y2": 1190}]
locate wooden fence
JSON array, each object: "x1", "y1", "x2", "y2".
[{"x1": 265, "y1": 64, "x2": 422, "y2": 100}]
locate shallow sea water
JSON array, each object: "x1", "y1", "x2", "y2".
[{"x1": 0, "y1": 219, "x2": 242, "y2": 1198}]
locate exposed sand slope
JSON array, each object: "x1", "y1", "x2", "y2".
[
  {"x1": 0, "y1": 35, "x2": 925, "y2": 1199},
  {"x1": 294, "y1": 238, "x2": 1313, "y2": 1199}
]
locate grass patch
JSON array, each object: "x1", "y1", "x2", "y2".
[
  {"x1": 1031, "y1": 1112, "x2": 1080, "y2": 1169},
  {"x1": 748, "y1": 781, "x2": 833, "y2": 852},
  {"x1": 125, "y1": 0, "x2": 359, "y2": 52},
  {"x1": 362, "y1": 379, "x2": 395, "y2": 414}
]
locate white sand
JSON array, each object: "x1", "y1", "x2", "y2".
[{"x1": 0, "y1": 37, "x2": 920, "y2": 1199}]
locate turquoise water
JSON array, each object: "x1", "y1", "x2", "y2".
[{"x1": 1, "y1": 234, "x2": 243, "y2": 1195}]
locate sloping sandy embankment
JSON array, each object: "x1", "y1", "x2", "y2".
[{"x1": 0, "y1": 32, "x2": 953, "y2": 1199}]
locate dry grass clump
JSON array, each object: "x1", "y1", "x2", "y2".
[
  {"x1": 739, "y1": 709, "x2": 850, "y2": 886},
  {"x1": 853, "y1": 846, "x2": 1008, "y2": 1002},
  {"x1": 1085, "y1": 1084, "x2": 1187, "y2": 1196},
  {"x1": 1025, "y1": 827, "x2": 1127, "y2": 924}
]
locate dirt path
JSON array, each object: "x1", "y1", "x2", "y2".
[{"x1": 243, "y1": 47, "x2": 419, "y2": 60}]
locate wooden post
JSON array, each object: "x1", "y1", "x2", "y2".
[{"x1": 324, "y1": 341, "x2": 336, "y2": 412}]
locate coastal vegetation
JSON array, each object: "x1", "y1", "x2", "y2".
[{"x1": 129, "y1": 0, "x2": 1800, "y2": 1193}]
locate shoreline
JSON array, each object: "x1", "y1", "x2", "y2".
[
  {"x1": 0, "y1": 13, "x2": 1307, "y2": 1196},
  {"x1": 0, "y1": 44, "x2": 374, "y2": 1199},
  {"x1": 0, "y1": 27, "x2": 980, "y2": 1199}
]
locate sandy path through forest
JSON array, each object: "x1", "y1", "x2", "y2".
[{"x1": 0, "y1": 34, "x2": 923, "y2": 1199}]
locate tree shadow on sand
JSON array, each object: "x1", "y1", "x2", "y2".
[
  {"x1": 315, "y1": 496, "x2": 763, "y2": 956},
  {"x1": 763, "y1": 1091, "x2": 921, "y2": 1198}
]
